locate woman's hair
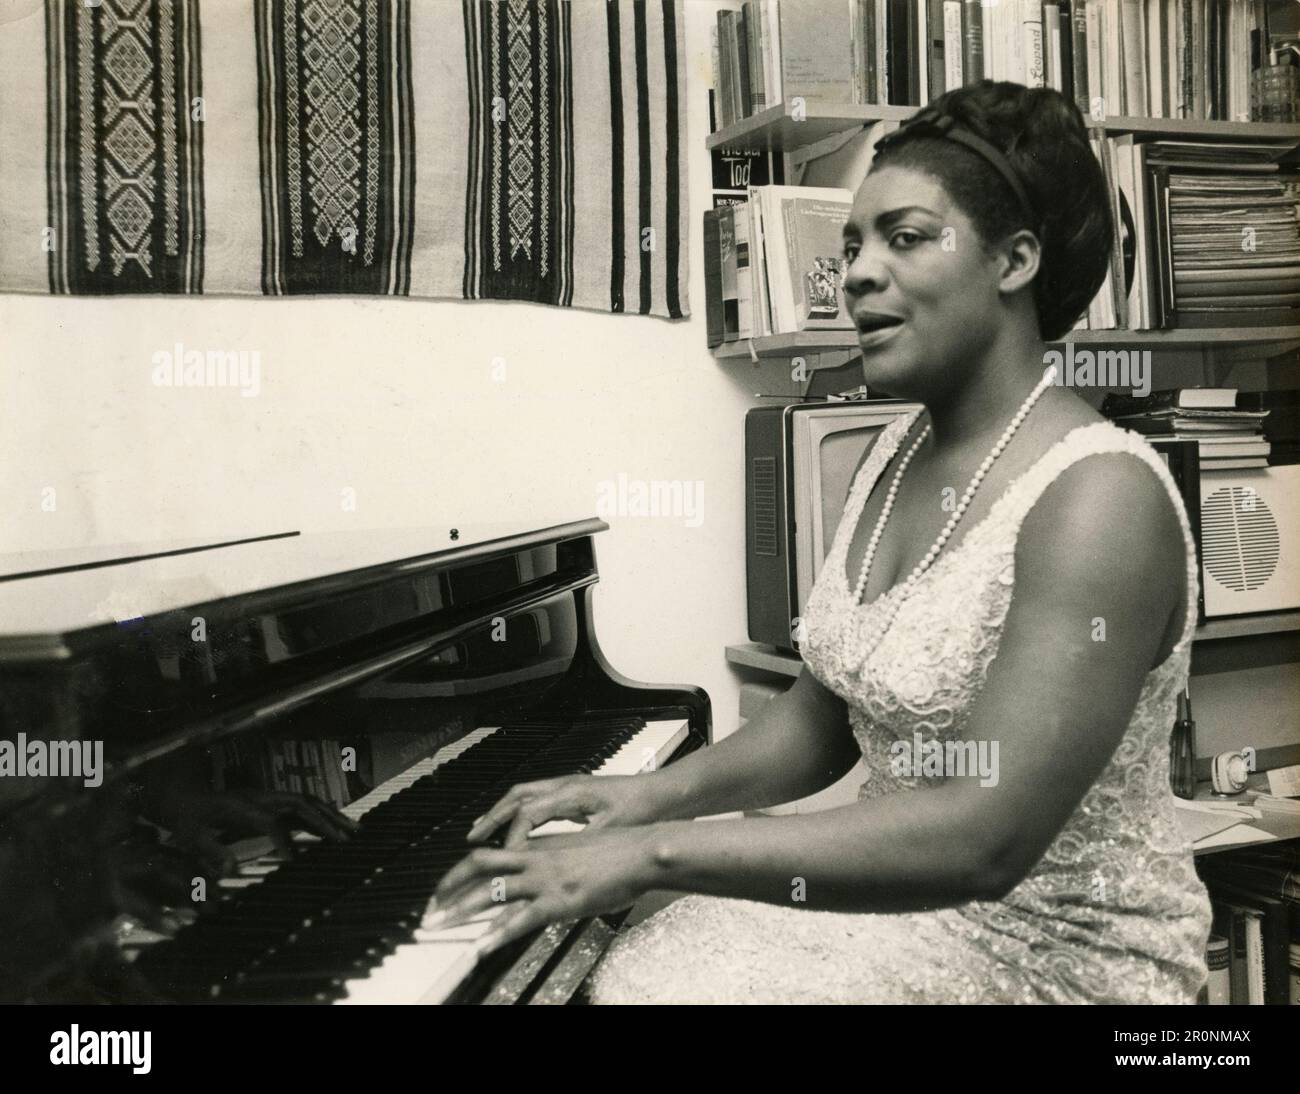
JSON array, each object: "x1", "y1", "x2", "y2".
[{"x1": 868, "y1": 81, "x2": 1113, "y2": 341}]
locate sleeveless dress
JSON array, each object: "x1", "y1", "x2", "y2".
[{"x1": 587, "y1": 409, "x2": 1213, "y2": 1004}]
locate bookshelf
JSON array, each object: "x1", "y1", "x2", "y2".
[
  {"x1": 707, "y1": 101, "x2": 1300, "y2": 156},
  {"x1": 727, "y1": 608, "x2": 1300, "y2": 679},
  {"x1": 708, "y1": 107, "x2": 1300, "y2": 358},
  {"x1": 713, "y1": 326, "x2": 1300, "y2": 362}
]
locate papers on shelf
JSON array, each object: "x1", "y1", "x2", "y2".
[{"x1": 1265, "y1": 764, "x2": 1300, "y2": 799}]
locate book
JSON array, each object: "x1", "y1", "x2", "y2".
[
  {"x1": 962, "y1": 0, "x2": 984, "y2": 83},
  {"x1": 735, "y1": 201, "x2": 754, "y2": 339},
  {"x1": 1102, "y1": 388, "x2": 1239, "y2": 413},
  {"x1": 775, "y1": 0, "x2": 856, "y2": 105},
  {"x1": 719, "y1": 206, "x2": 740, "y2": 342},
  {"x1": 1200, "y1": 875, "x2": 1295, "y2": 1006},
  {"x1": 703, "y1": 210, "x2": 725, "y2": 348},
  {"x1": 1205, "y1": 933, "x2": 1231, "y2": 1004},
  {"x1": 773, "y1": 188, "x2": 857, "y2": 331}
]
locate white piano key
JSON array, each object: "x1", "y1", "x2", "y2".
[
  {"x1": 529, "y1": 719, "x2": 688, "y2": 839},
  {"x1": 335, "y1": 940, "x2": 479, "y2": 1005},
  {"x1": 597, "y1": 718, "x2": 688, "y2": 777},
  {"x1": 340, "y1": 725, "x2": 502, "y2": 822},
  {"x1": 329, "y1": 717, "x2": 690, "y2": 1004}
]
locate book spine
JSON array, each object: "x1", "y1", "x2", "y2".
[
  {"x1": 929, "y1": 0, "x2": 947, "y2": 102},
  {"x1": 1206, "y1": 935, "x2": 1231, "y2": 1005},
  {"x1": 982, "y1": 0, "x2": 1000, "y2": 81},
  {"x1": 720, "y1": 205, "x2": 739, "y2": 342},
  {"x1": 887, "y1": 0, "x2": 908, "y2": 104},
  {"x1": 735, "y1": 200, "x2": 753, "y2": 340},
  {"x1": 1191, "y1": 0, "x2": 1204, "y2": 119},
  {"x1": 1102, "y1": 0, "x2": 1123, "y2": 119},
  {"x1": 944, "y1": 1, "x2": 964, "y2": 90},
  {"x1": 916, "y1": 0, "x2": 929, "y2": 104},
  {"x1": 766, "y1": 0, "x2": 784, "y2": 103},
  {"x1": 745, "y1": 1, "x2": 765, "y2": 111},
  {"x1": 875, "y1": 0, "x2": 888, "y2": 101},
  {"x1": 1203, "y1": 0, "x2": 1214, "y2": 118},
  {"x1": 1085, "y1": 1, "x2": 1104, "y2": 117},
  {"x1": 709, "y1": 22, "x2": 720, "y2": 132},
  {"x1": 1146, "y1": 0, "x2": 1165, "y2": 117},
  {"x1": 963, "y1": 0, "x2": 984, "y2": 82},
  {"x1": 851, "y1": 0, "x2": 865, "y2": 103},
  {"x1": 758, "y1": 0, "x2": 773, "y2": 107},
  {"x1": 1021, "y1": 0, "x2": 1044, "y2": 86},
  {"x1": 1100, "y1": 135, "x2": 1128, "y2": 327},
  {"x1": 1168, "y1": 0, "x2": 1184, "y2": 117},
  {"x1": 1043, "y1": 3, "x2": 1062, "y2": 91},
  {"x1": 864, "y1": 0, "x2": 879, "y2": 102},
  {"x1": 1179, "y1": 0, "x2": 1192, "y2": 118},
  {"x1": 1005, "y1": 0, "x2": 1024, "y2": 82},
  {"x1": 736, "y1": 7, "x2": 753, "y2": 117},
  {"x1": 1069, "y1": 0, "x2": 1089, "y2": 112},
  {"x1": 1246, "y1": 911, "x2": 1266, "y2": 1005},
  {"x1": 703, "y1": 210, "x2": 724, "y2": 348},
  {"x1": 1120, "y1": 0, "x2": 1146, "y2": 115},
  {"x1": 717, "y1": 13, "x2": 734, "y2": 128}
]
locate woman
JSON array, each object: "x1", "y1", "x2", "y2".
[{"x1": 431, "y1": 82, "x2": 1213, "y2": 1004}]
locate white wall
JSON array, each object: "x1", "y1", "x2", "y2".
[{"x1": 0, "y1": 2, "x2": 801, "y2": 740}]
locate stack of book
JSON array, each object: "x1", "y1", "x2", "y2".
[
  {"x1": 1080, "y1": 135, "x2": 1299, "y2": 331},
  {"x1": 710, "y1": 0, "x2": 1281, "y2": 128},
  {"x1": 1197, "y1": 842, "x2": 1299, "y2": 1005},
  {"x1": 213, "y1": 723, "x2": 454, "y2": 810},
  {"x1": 1102, "y1": 388, "x2": 1272, "y2": 469},
  {"x1": 215, "y1": 735, "x2": 355, "y2": 809},
  {"x1": 704, "y1": 184, "x2": 859, "y2": 345}
]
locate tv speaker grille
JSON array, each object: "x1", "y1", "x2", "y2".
[
  {"x1": 751, "y1": 456, "x2": 778, "y2": 557},
  {"x1": 1201, "y1": 485, "x2": 1280, "y2": 593}
]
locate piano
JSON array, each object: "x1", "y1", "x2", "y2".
[{"x1": 0, "y1": 519, "x2": 709, "y2": 1004}]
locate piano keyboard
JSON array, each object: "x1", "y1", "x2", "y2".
[{"x1": 134, "y1": 716, "x2": 688, "y2": 1004}]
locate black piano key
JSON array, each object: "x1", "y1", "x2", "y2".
[{"x1": 135, "y1": 714, "x2": 654, "y2": 1001}]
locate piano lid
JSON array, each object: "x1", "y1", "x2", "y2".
[{"x1": 0, "y1": 519, "x2": 606, "y2": 654}]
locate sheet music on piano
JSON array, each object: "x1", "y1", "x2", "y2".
[{"x1": 0, "y1": 519, "x2": 709, "y2": 1004}]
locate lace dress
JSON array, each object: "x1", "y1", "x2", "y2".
[{"x1": 588, "y1": 410, "x2": 1212, "y2": 1004}]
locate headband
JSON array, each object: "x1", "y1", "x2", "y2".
[{"x1": 873, "y1": 110, "x2": 1041, "y2": 235}]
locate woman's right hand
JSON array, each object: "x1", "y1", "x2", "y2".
[{"x1": 465, "y1": 774, "x2": 659, "y2": 848}]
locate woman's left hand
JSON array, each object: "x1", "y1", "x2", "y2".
[{"x1": 428, "y1": 826, "x2": 662, "y2": 955}]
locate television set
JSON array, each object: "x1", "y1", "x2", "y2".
[{"x1": 745, "y1": 400, "x2": 922, "y2": 652}]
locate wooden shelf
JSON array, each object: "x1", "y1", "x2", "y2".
[
  {"x1": 1092, "y1": 115, "x2": 1300, "y2": 140},
  {"x1": 1194, "y1": 611, "x2": 1300, "y2": 642},
  {"x1": 1060, "y1": 327, "x2": 1300, "y2": 345},
  {"x1": 707, "y1": 101, "x2": 1300, "y2": 154},
  {"x1": 727, "y1": 615, "x2": 1299, "y2": 678},
  {"x1": 725, "y1": 642, "x2": 802, "y2": 678},
  {"x1": 713, "y1": 326, "x2": 1300, "y2": 360},
  {"x1": 705, "y1": 102, "x2": 916, "y2": 152},
  {"x1": 712, "y1": 331, "x2": 861, "y2": 360}
]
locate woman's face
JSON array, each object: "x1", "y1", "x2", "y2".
[{"x1": 840, "y1": 164, "x2": 1007, "y2": 401}]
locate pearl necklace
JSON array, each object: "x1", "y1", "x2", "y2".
[{"x1": 850, "y1": 369, "x2": 1058, "y2": 643}]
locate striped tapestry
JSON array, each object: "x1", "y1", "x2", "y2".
[{"x1": 0, "y1": 0, "x2": 688, "y2": 318}]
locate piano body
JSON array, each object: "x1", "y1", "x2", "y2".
[{"x1": 0, "y1": 519, "x2": 709, "y2": 1003}]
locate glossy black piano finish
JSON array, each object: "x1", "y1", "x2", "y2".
[{"x1": 0, "y1": 520, "x2": 709, "y2": 1002}]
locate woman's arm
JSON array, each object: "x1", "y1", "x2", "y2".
[
  {"x1": 638, "y1": 663, "x2": 860, "y2": 819},
  {"x1": 466, "y1": 661, "x2": 860, "y2": 845},
  {"x1": 633, "y1": 452, "x2": 1189, "y2": 911},
  {"x1": 436, "y1": 453, "x2": 1189, "y2": 941}
]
